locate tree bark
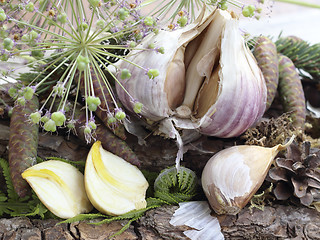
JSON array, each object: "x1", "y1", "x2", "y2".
[
  {"x1": 0, "y1": 119, "x2": 320, "y2": 239},
  {"x1": 0, "y1": 204, "x2": 319, "y2": 239}
]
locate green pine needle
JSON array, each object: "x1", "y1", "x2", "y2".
[
  {"x1": 276, "y1": 36, "x2": 320, "y2": 80},
  {"x1": 58, "y1": 213, "x2": 107, "y2": 225},
  {"x1": 0, "y1": 158, "x2": 19, "y2": 201},
  {"x1": 0, "y1": 158, "x2": 50, "y2": 218}
]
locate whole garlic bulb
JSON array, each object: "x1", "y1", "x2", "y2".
[
  {"x1": 116, "y1": 8, "x2": 266, "y2": 138},
  {"x1": 201, "y1": 137, "x2": 294, "y2": 215},
  {"x1": 21, "y1": 160, "x2": 93, "y2": 219},
  {"x1": 84, "y1": 141, "x2": 149, "y2": 216}
]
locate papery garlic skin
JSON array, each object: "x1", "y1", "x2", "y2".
[
  {"x1": 170, "y1": 201, "x2": 224, "y2": 240},
  {"x1": 116, "y1": 9, "x2": 266, "y2": 139},
  {"x1": 84, "y1": 141, "x2": 149, "y2": 216},
  {"x1": 195, "y1": 14, "x2": 267, "y2": 137},
  {"x1": 201, "y1": 138, "x2": 294, "y2": 215},
  {"x1": 116, "y1": 9, "x2": 214, "y2": 122},
  {"x1": 21, "y1": 160, "x2": 93, "y2": 219}
]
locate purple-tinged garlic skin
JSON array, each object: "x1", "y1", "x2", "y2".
[
  {"x1": 116, "y1": 9, "x2": 213, "y2": 122},
  {"x1": 195, "y1": 16, "x2": 267, "y2": 137},
  {"x1": 116, "y1": 9, "x2": 266, "y2": 138}
]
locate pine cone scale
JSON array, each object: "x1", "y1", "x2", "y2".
[
  {"x1": 273, "y1": 181, "x2": 292, "y2": 200},
  {"x1": 291, "y1": 177, "x2": 308, "y2": 198},
  {"x1": 300, "y1": 192, "x2": 313, "y2": 206},
  {"x1": 269, "y1": 167, "x2": 288, "y2": 182}
]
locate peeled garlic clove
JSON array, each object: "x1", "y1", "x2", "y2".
[
  {"x1": 84, "y1": 141, "x2": 149, "y2": 216},
  {"x1": 21, "y1": 160, "x2": 93, "y2": 219},
  {"x1": 201, "y1": 137, "x2": 294, "y2": 215}
]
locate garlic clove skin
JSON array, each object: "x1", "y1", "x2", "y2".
[
  {"x1": 84, "y1": 141, "x2": 149, "y2": 216},
  {"x1": 201, "y1": 137, "x2": 294, "y2": 215},
  {"x1": 21, "y1": 160, "x2": 93, "y2": 219}
]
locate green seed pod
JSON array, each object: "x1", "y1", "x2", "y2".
[
  {"x1": 253, "y1": 36, "x2": 279, "y2": 110},
  {"x1": 147, "y1": 69, "x2": 159, "y2": 79},
  {"x1": 51, "y1": 111, "x2": 66, "y2": 126},
  {"x1": 278, "y1": 54, "x2": 306, "y2": 129},
  {"x1": 8, "y1": 95, "x2": 39, "y2": 198},
  {"x1": 115, "y1": 110, "x2": 126, "y2": 120},
  {"x1": 80, "y1": 71, "x2": 126, "y2": 140}
]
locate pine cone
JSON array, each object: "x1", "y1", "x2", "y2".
[{"x1": 267, "y1": 141, "x2": 320, "y2": 206}]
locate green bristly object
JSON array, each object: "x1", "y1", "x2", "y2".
[
  {"x1": 0, "y1": 158, "x2": 51, "y2": 218},
  {"x1": 276, "y1": 36, "x2": 320, "y2": 81},
  {"x1": 58, "y1": 166, "x2": 197, "y2": 237}
]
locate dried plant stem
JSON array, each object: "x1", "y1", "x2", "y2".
[
  {"x1": 74, "y1": 106, "x2": 140, "y2": 167},
  {"x1": 275, "y1": 0, "x2": 320, "y2": 9}
]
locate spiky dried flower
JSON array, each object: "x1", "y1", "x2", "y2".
[
  {"x1": 0, "y1": 0, "x2": 161, "y2": 142},
  {"x1": 142, "y1": 0, "x2": 266, "y2": 22}
]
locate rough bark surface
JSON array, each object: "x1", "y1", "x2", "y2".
[
  {"x1": 0, "y1": 120, "x2": 320, "y2": 239},
  {"x1": 0, "y1": 205, "x2": 319, "y2": 239}
]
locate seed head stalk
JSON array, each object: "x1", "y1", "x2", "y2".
[
  {"x1": 274, "y1": 0, "x2": 320, "y2": 9},
  {"x1": 141, "y1": 0, "x2": 267, "y2": 23},
  {"x1": 0, "y1": 0, "x2": 277, "y2": 142},
  {"x1": 0, "y1": 0, "x2": 159, "y2": 141}
]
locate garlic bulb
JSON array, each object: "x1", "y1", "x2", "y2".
[
  {"x1": 116, "y1": 8, "x2": 266, "y2": 138},
  {"x1": 21, "y1": 160, "x2": 93, "y2": 219},
  {"x1": 201, "y1": 137, "x2": 294, "y2": 215},
  {"x1": 84, "y1": 141, "x2": 149, "y2": 216}
]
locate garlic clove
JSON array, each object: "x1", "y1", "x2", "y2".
[
  {"x1": 84, "y1": 141, "x2": 149, "y2": 216},
  {"x1": 164, "y1": 45, "x2": 186, "y2": 109},
  {"x1": 21, "y1": 160, "x2": 93, "y2": 219},
  {"x1": 193, "y1": 10, "x2": 266, "y2": 137},
  {"x1": 181, "y1": 9, "x2": 231, "y2": 111},
  {"x1": 201, "y1": 137, "x2": 294, "y2": 215}
]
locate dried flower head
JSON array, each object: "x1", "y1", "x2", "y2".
[
  {"x1": 0, "y1": 0, "x2": 273, "y2": 142},
  {"x1": 142, "y1": 0, "x2": 267, "y2": 22},
  {"x1": 0, "y1": 0, "x2": 162, "y2": 142}
]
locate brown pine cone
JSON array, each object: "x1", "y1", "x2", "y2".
[{"x1": 267, "y1": 141, "x2": 320, "y2": 206}]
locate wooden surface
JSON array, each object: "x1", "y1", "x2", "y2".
[
  {"x1": 0, "y1": 204, "x2": 319, "y2": 239},
  {"x1": 1, "y1": 117, "x2": 320, "y2": 239}
]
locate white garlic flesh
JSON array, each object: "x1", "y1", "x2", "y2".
[
  {"x1": 21, "y1": 160, "x2": 93, "y2": 219},
  {"x1": 201, "y1": 137, "x2": 294, "y2": 215},
  {"x1": 84, "y1": 141, "x2": 149, "y2": 216}
]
